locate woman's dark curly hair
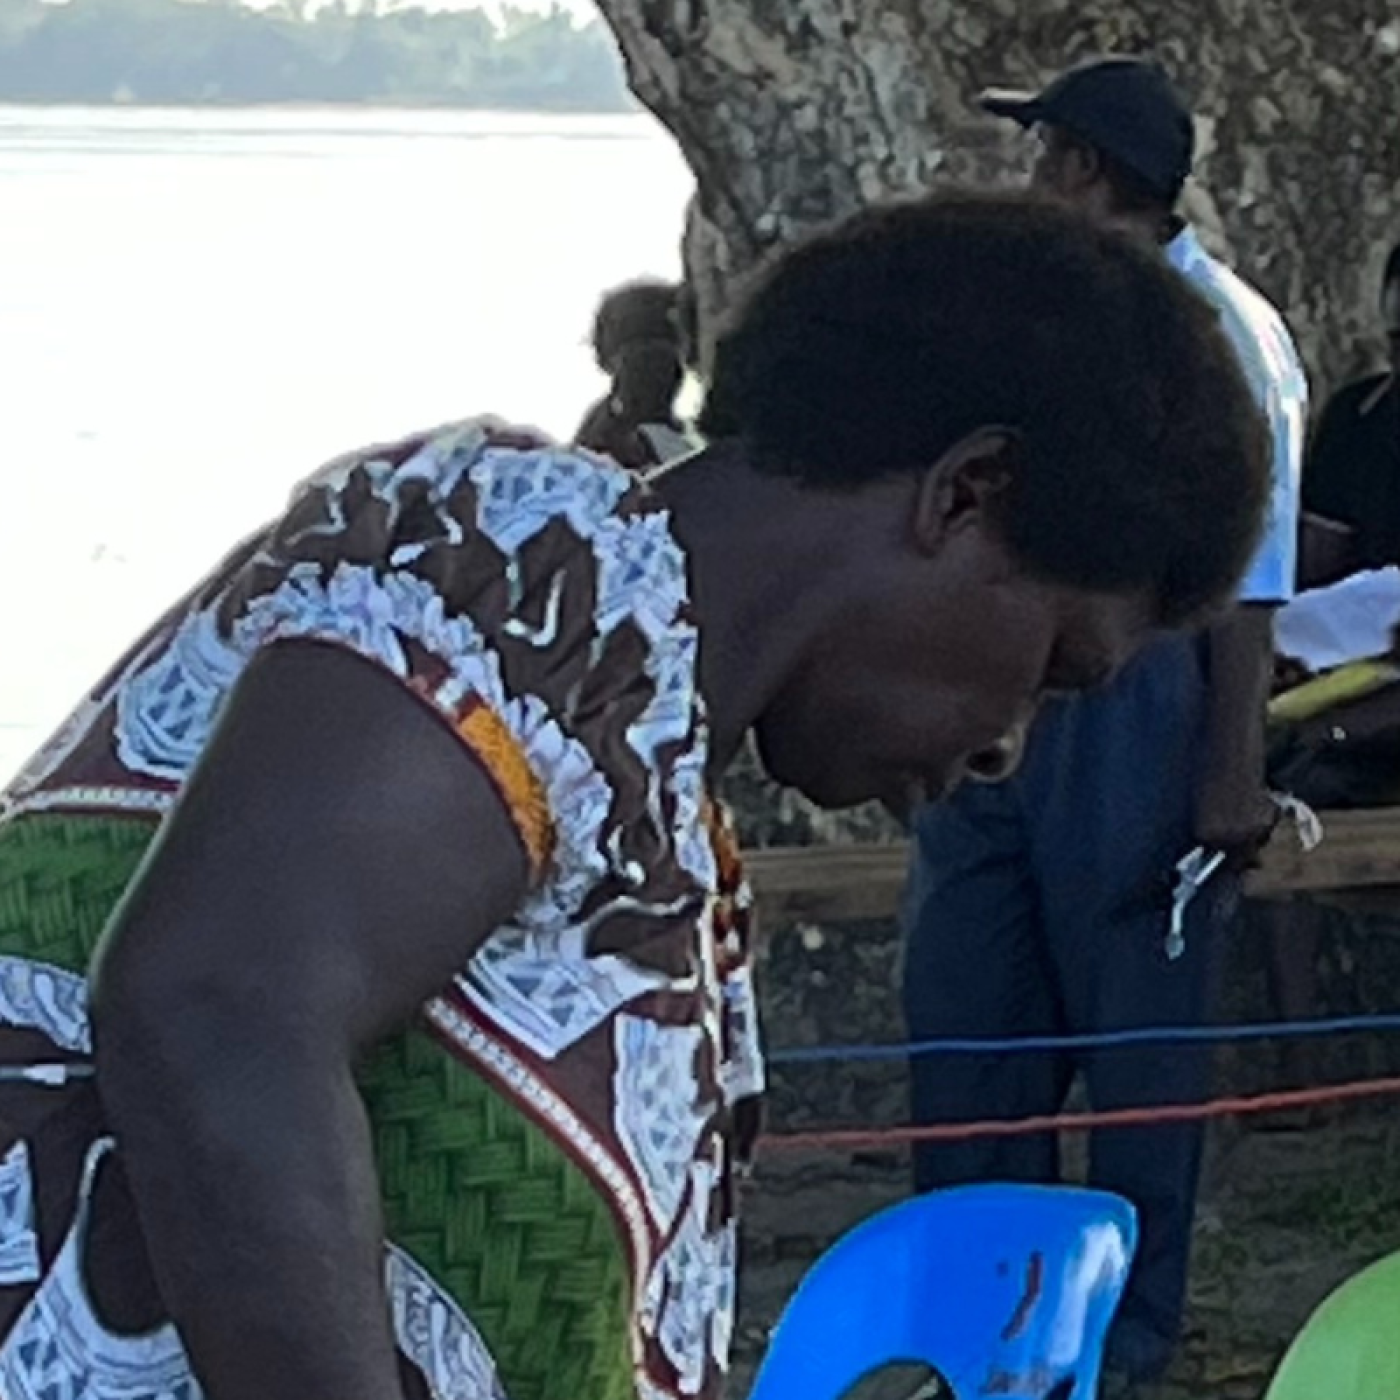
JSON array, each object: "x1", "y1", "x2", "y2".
[{"x1": 701, "y1": 191, "x2": 1270, "y2": 626}]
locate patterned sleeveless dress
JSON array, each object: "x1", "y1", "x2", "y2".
[{"x1": 0, "y1": 418, "x2": 764, "y2": 1400}]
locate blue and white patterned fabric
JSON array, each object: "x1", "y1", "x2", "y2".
[{"x1": 1167, "y1": 225, "x2": 1307, "y2": 604}]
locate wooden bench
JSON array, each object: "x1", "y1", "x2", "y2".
[{"x1": 745, "y1": 808, "x2": 1400, "y2": 928}]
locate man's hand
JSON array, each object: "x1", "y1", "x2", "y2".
[
  {"x1": 1196, "y1": 605, "x2": 1277, "y2": 859},
  {"x1": 1194, "y1": 765, "x2": 1276, "y2": 858}
]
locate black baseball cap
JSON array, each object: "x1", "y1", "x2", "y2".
[{"x1": 979, "y1": 57, "x2": 1195, "y2": 201}]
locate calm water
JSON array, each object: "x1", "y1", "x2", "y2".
[{"x1": 0, "y1": 106, "x2": 693, "y2": 780}]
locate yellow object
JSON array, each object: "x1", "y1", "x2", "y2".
[
  {"x1": 1268, "y1": 661, "x2": 1400, "y2": 725},
  {"x1": 1265, "y1": 1250, "x2": 1400, "y2": 1400},
  {"x1": 457, "y1": 700, "x2": 554, "y2": 878}
]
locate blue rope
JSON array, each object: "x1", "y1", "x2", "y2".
[{"x1": 766, "y1": 1012, "x2": 1400, "y2": 1065}]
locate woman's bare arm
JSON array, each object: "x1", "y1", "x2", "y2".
[{"x1": 91, "y1": 641, "x2": 531, "y2": 1400}]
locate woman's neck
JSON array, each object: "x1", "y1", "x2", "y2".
[{"x1": 651, "y1": 446, "x2": 859, "y2": 777}]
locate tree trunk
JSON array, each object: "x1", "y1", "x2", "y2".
[{"x1": 594, "y1": 0, "x2": 1400, "y2": 393}]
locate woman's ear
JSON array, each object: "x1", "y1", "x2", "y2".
[{"x1": 911, "y1": 426, "x2": 1023, "y2": 557}]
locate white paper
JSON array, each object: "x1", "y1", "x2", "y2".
[{"x1": 1274, "y1": 567, "x2": 1400, "y2": 671}]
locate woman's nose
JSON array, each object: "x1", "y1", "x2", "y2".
[{"x1": 965, "y1": 720, "x2": 1029, "y2": 785}]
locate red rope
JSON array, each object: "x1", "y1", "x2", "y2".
[{"x1": 757, "y1": 1075, "x2": 1400, "y2": 1152}]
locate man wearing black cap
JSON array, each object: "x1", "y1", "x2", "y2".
[
  {"x1": 981, "y1": 55, "x2": 1196, "y2": 232},
  {"x1": 903, "y1": 56, "x2": 1306, "y2": 1387}
]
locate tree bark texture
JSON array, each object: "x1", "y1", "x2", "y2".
[{"x1": 593, "y1": 0, "x2": 1400, "y2": 395}]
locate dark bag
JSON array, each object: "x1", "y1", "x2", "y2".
[{"x1": 1268, "y1": 682, "x2": 1400, "y2": 809}]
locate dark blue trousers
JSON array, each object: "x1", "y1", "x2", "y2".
[{"x1": 902, "y1": 633, "x2": 1235, "y2": 1378}]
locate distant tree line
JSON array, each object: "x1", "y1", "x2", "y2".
[{"x1": 0, "y1": 0, "x2": 632, "y2": 109}]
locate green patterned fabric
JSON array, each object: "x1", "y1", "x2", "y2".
[
  {"x1": 361, "y1": 1030, "x2": 634, "y2": 1400},
  {"x1": 0, "y1": 812, "x2": 635, "y2": 1397},
  {"x1": 0, "y1": 812, "x2": 157, "y2": 972}
]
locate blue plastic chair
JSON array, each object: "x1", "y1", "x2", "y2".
[{"x1": 748, "y1": 1184, "x2": 1138, "y2": 1400}]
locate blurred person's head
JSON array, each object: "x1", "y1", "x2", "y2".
[
  {"x1": 591, "y1": 280, "x2": 679, "y2": 376},
  {"x1": 696, "y1": 192, "x2": 1269, "y2": 806},
  {"x1": 981, "y1": 57, "x2": 1193, "y2": 237},
  {"x1": 611, "y1": 337, "x2": 684, "y2": 427}
]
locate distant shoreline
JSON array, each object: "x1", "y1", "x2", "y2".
[
  {"x1": 0, "y1": 0, "x2": 634, "y2": 116},
  {"x1": 0, "y1": 96, "x2": 639, "y2": 115}
]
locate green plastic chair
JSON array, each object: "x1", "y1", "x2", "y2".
[{"x1": 1266, "y1": 1250, "x2": 1400, "y2": 1400}]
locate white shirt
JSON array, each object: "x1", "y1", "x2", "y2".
[{"x1": 1167, "y1": 225, "x2": 1307, "y2": 604}]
